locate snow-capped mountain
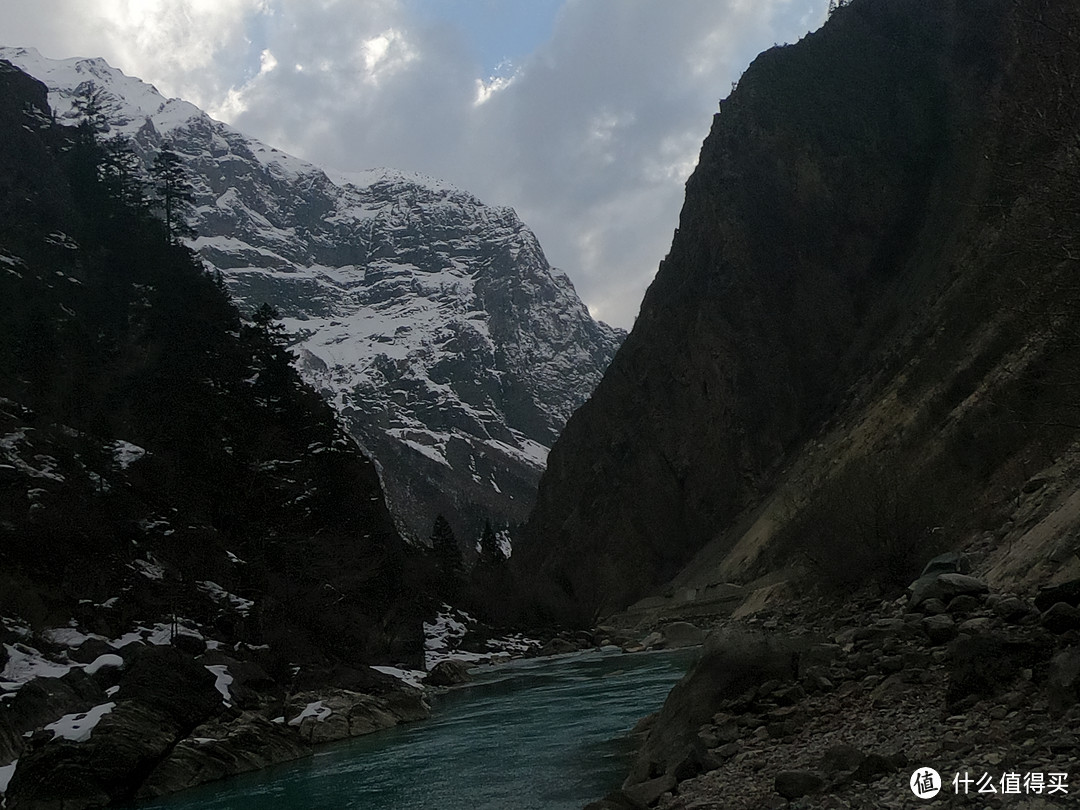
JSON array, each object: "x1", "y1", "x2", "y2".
[{"x1": 0, "y1": 47, "x2": 624, "y2": 542}]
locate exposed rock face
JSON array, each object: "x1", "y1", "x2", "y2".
[
  {"x1": 6, "y1": 648, "x2": 222, "y2": 809},
  {"x1": 423, "y1": 660, "x2": 472, "y2": 687},
  {"x1": 138, "y1": 712, "x2": 311, "y2": 799},
  {"x1": 518, "y1": 0, "x2": 1080, "y2": 623},
  {"x1": 1, "y1": 640, "x2": 431, "y2": 808},
  {"x1": 0, "y1": 46, "x2": 623, "y2": 542},
  {"x1": 625, "y1": 628, "x2": 799, "y2": 787}
]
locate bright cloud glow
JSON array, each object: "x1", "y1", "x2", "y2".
[{"x1": 0, "y1": 0, "x2": 827, "y2": 328}]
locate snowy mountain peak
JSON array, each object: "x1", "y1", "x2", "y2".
[{"x1": 2, "y1": 48, "x2": 624, "y2": 542}]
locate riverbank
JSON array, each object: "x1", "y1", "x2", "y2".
[
  {"x1": 587, "y1": 557, "x2": 1080, "y2": 809},
  {"x1": 0, "y1": 601, "x2": 698, "y2": 809},
  {"x1": 136, "y1": 647, "x2": 701, "y2": 810}
]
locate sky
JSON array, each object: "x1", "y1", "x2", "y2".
[{"x1": 0, "y1": 0, "x2": 826, "y2": 329}]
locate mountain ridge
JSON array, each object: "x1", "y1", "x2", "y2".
[
  {"x1": 0, "y1": 46, "x2": 624, "y2": 544},
  {"x1": 516, "y1": 0, "x2": 1080, "y2": 625}
]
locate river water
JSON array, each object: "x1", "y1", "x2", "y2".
[{"x1": 137, "y1": 648, "x2": 697, "y2": 810}]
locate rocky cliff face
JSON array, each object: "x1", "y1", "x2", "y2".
[
  {"x1": 0, "y1": 47, "x2": 624, "y2": 543},
  {"x1": 518, "y1": 0, "x2": 1080, "y2": 623}
]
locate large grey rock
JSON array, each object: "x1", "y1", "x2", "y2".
[
  {"x1": 6, "y1": 700, "x2": 198, "y2": 810},
  {"x1": 138, "y1": 712, "x2": 311, "y2": 799},
  {"x1": 1041, "y1": 602, "x2": 1080, "y2": 634},
  {"x1": 946, "y1": 633, "x2": 1049, "y2": 712},
  {"x1": 909, "y1": 573, "x2": 989, "y2": 610},
  {"x1": 423, "y1": 660, "x2": 472, "y2": 687},
  {"x1": 8, "y1": 671, "x2": 104, "y2": 739},
  {"x1": 286, "y1": 687, "x2": 429, "y2": 746},
  {"x1": 1034, "y1": 579, "x2": 1080, "y2": 612},
  {"x1": 922, "y1": 614, "x2": 957, "y2": 645},
  {"x1": 6, "y1": 647, "x2": 224, "y2": 809},
  {"x1": 626, "y1": 629, "x2": 798, "y2": 787},
  {"x1": 919, "y1": 552, "x2": 970, "y2": 578},
  {"x1": 821, "y1": 743, "x2": 866, "y2": 773},
  {"x1": 1046, "y1": 646, "x2": 1080, "y2": 715},
  {"x1": 622, "y1": 773, "x2": 676, "y2": 807},
  {"x1": 661, "y1": 622, "x2": 704, "y2": 649},
  {"x1": 775, "y1": 770, "x2": 824, "y2": 799}
]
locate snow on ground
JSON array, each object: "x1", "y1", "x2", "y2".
[
  {"x1": 132, "y1": 558, "x2": 165, "y2": 580},
  {"x1": 204, "y1": 665, "x2": 233, "y2": 705},
  {"x1": 44, "y1": 702, "x2": 115, "y2": 743},
  {"x1": 486, "y1": 633, "x2": 540, "y2": 656},
  {"x1": 1, "y1": 618, "x2": 210, "y2": 693},
  {"x1": 371, "y1": 666, "x2": 426, "y2": 690},
  {"x1": 0, "y1": 760, "x2": 16, "y2": 797},
  {"x1": 423, "y1": 605, "x2": 471, "y2": 669},
  {"x1": 421, "y1": 604, "x2": 539, "y2": 669},
  {"x1": 196, "y1": 580, "x2": 254, "y2": 616},
  {"x1": 1, "y1": 644, "x2": 72, "y2": 686},
  {"x1": 41, "y1": 626, "x2": 109, "y2": 648},
  {"x1": 288, "y1": 701, "x2": 331, "y2": 726},
  {"x1": 110, "y1": 440, "x2": 147, "y2": 469},
  {"x1": 85, "y1": 654, "x2": 123, "y2": 676}
]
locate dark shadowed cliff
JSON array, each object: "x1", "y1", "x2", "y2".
[{"x1": 517, "y1": 0, "x2": 1080, "y2": 624}]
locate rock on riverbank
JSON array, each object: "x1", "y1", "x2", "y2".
[{"x1": 592, "y1": 562, "x2": 1080, "y2": 809}]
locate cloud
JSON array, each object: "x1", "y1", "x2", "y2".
[{"x1": 0, "y1": 0, "x2": 826, "y2": 328}]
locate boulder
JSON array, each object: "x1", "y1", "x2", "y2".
[
  {"x1": 170, "y1": 632, "x2": 207, "y2": 656},
  {"x1": 992, "y1": 596, "x2": 1035, "y2": 623},
  {"x1": 775, "y1": 770, "x2": 824, "y2": 799},
  {"x1": 116, "y1": 645, "x2": 222, "y2": 727},
  {"x1": 423, "y1": 660, "x2": 472, "y2": 687},
  {"x1": 641, "y1": 632, "x2": 665, "y2": 650},
  {"x1": 6, "y1": 700, "x2": 190, "y2": 810},
  {"x1": 6, "y1": 646, "x2": 225, "y2": 809},
  {"x1": 946, "y1": 595, "x2": 981, "y2": 614},
  {"x1": 294, "y1": 663, "x2": 399, "y2": 695},
  {"x1": 922, "y1": 614, "x2": 957, "y2": 645},
  {"x1": 540, "y1": 637, "x2": 578, "y2": 656},
  {"x1": 821, "y1": 744, "x2": 866, "y2": 774},
  {"x1": 8, "y1": 670, "x2": 104, "y2": 738},
  {"x1": 69, "y1": 638, "x2": 114, "y2": 665},
  {"x1": 670, "y1": 741, "x2": 721, "y2": 782},
  {"x1": 1034, "y1": 579, "x2": 1080, "y2": 612},
  {"x1": 920, "y1": 552, "x2": 971, "y2": 578},
  {"x1": 661, "y1": 622, "x2": 704, "y2": 649},
  {"x1": 138, "y1": 712, "x2": 311, "y2": 798},
  {"x1": 946, "y1": 633, "x2": 1049, "y2": 711},
  {"x1": 622, "y1": 773, "x2": 676, "y2": 807},
  {"x1": 909, "y1": 573, "x2": 988, "y2": 610},
  {"x1": 626, "y1": 628, "x2": 798, "y2": 787},
  {"x1": 286, "y1": 687, "x2": 429, "y2": 746},
  {"x1": 1041, "y1": 602, "x2": 1080, "y2": 634},
  {"x1": 1046, "y1": 646, "x2": 1080, "y2": 715},
  {"x1": 853, "y1": 752, "x2": 903, "y2": 783}
]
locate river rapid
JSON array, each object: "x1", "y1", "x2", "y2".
[{"x1": 136, "y1": 648, "x2": 698, "y2": 810}]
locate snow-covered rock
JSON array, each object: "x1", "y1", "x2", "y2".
[{"x1": 0, "y1": 47, "x2": 624, "y2": 540}]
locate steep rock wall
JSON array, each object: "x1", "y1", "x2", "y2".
[{"x1": 517, "y1": 0, "x2": 1016, "y2": 622}]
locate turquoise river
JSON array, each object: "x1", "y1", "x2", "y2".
[{"x1": 136, "y1": 648, "x2": 698, "y2": 810}]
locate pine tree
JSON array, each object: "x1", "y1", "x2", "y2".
[
  {"x1": 100, "y1": 134, "x2": 147, "y2": 213},
  {"x1": 430, "y1": 514, "x2": 463, "y2": 582},
  {"x1": 150, "y1": 143, "x2": 195, "y2": 242},
  {"x1": 476, "y1": 520, "x2": 505, "y2": 569},
  {"x1": 71, "y1": 83, "x2": 110, "y2": 144}
]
